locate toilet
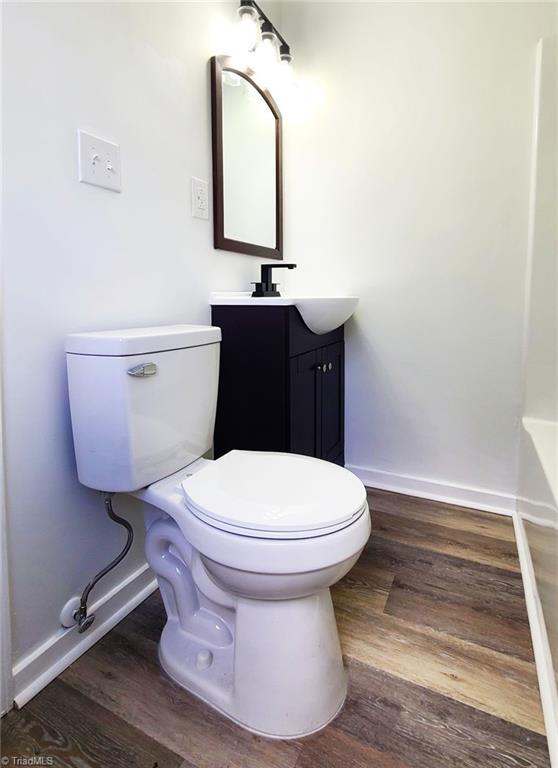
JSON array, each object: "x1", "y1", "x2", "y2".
[{"x1": 65, "y1": 324, "x2": 371, "y2": 739}]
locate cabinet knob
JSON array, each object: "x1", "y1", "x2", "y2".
[
  {"x1": 315, "y1": 364, "x2": 323, "y2": 372},
  {"x1": 328, "y1": 362, "x2": 333, "y2": 371}
]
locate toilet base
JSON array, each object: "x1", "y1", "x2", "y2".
[
  {"x1": 160, "y1": 659, "x2": 346, "y2": 740},
  {"x1": 157, "y1": 589, "x2": 347, "y2": 739},
  {"x1": 144, "y1": 513, "x2": 350, "y2": 738}
]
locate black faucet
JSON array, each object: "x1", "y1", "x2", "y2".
[{"x1": 251, "y1": 263, "x2": 297, "y2": 297}]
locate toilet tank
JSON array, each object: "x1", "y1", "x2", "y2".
[{"x1": 65, "y1": 325, "x2": 221, "y2": 492}]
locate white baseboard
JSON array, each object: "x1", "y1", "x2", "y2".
[
  {"x1": 346, "y1": 464, "x2": 516, "y2": 516},
  {"x1": 513, "y1": 512, "x2": 558, "y2": 767},
  {"x1": 13, "y1": 563, "x2": 157, "y2": 709}
]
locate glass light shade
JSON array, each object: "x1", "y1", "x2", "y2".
[{"x1": 236, "y1": 7, "x2": 258, "y2": 52}]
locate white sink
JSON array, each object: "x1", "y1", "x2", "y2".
[
  {"x1": 294, "y1": 297, "x2": 359, "y2": 335},
  {"x1": 210, "y1": 293, "x2": 359, "y2": 335}
]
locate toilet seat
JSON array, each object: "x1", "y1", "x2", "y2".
[
  {"x1": 137, "y1": 457, "x2": 371, "y2": 574},
  {"x1": 181, "y1": 450, "x2": 367, "y2": 539}
]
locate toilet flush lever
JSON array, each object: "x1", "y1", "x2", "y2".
[{"x1": 127, "y1": 362, "x2": 157, "y2": 377}]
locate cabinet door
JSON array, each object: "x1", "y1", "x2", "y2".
[
  {"x1": 320, "y1": 342, "x2": 344, "y2": 463},
  {"x1": 289, "y1": 349, "x2": 321, "y2": 458}
]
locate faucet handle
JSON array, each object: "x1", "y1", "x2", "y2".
[{"x1": 251, "y1": 280, "x2": 280, "y2": 297}]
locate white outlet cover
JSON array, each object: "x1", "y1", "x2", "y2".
[
  {"x1": 78, "y1": 130, "x2": 121, "y2": 192},
  {"x1": 191, "y1": 177, "x2": 209, "y2": 220}
]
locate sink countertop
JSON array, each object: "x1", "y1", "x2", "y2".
[
  {"x1": 210, "y1": 292, "x2": 295, "y2": 305},
  {"x1": 210, "y1": 292, "x2": 359, "y2": 335}
]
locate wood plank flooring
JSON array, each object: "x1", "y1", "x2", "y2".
[{"x1": 1, "y1": 489, "x2": 551, "y2": 767}]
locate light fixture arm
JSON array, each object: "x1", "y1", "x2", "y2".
[{"x1": 239, "y1": 0, "x2": 291, "y2": 59}]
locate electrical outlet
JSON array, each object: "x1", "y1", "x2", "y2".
[
  {"x1": 192, "y1": 177, "x2": 209, "y2": 220},
  {"x1": 78, "y1": 130, "x2": 121, "y2": 192}
]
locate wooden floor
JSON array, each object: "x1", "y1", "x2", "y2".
[{"x1": 2, "y1": 489, "x2": 551, "y2": 767}]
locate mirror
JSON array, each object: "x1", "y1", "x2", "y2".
[{"x1": 211, "y1": 56, "x2": 283, "y2": 259}]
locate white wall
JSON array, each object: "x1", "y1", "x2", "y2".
[
  {"x1": 0, "y1": 0, "x2": 14, "y2": 718},
  {"x1": 281, "y1": 2, "x2": 557, "y2": 511},
  {"x1": 521, "y1": 31, "x2": 557, "y2": 664},
  {"x1": 516, "y1": 36, "x2": 558, "y2": 761},
  {"x1": 522, "y1": 36, "x2": 558, "y2": 426},
  {"x1": 1, "y1": 1, "x2": 277, "y2": 700},
  {"x1": 0, "y1": 390, "x2": 13, "y2": 716}
]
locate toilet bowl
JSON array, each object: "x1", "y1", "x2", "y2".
[
  {"x1": 65, "y1": 325, "x2": 370, "y2": 739},
  {"x1": 137, "y1": 451, "x2": 370, "y2": 738}
]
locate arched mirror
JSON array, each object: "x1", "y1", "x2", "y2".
[{"x1": 211, "y1": 55, "x2": 283, "y2": 260}]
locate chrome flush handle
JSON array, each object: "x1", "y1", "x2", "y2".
[{"x1": 127, "y1": 362, "x2": 158, "y2": 377}]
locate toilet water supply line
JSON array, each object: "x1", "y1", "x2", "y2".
[{"x1": 74, "y1": 493, "x2": 134, "y2": 633}]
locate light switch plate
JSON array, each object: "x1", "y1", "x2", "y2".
[
  {"x1": 191, "y1": 177, "x2": 209, "y2": 220},
  {"x1": 78, "y1": 130, "x2": 121, "y2": 192}
]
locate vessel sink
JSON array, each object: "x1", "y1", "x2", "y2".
[
  {"x1": 210, "y1": 293, "x2": 359, "y2": 335},
  {"x1": 294, "y1": 297, "x2": 358, "y2": 335}
]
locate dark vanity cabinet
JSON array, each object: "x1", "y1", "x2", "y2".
[{"x1": 212, "y1": 306, "x2": 345, "y2": 466}]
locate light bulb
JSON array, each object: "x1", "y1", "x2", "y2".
[
  {"x1": 277, "y1": 58, "x2": 294, "y2": 88},
  {"x1": 254, "y1": 31, "x2": 278, "y2": 88},
  {"x1": 267, "y1": 60, "x2": 291, "y2": 109},
  {"x1": 236, "y1": 6, "x2": 258, "y2": 53}
]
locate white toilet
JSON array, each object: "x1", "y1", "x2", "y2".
[{"x1": 65, "y1": 324, "x2": 370, "y2": 739}]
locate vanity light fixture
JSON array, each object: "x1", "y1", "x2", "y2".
[{"x1": 236, "y1": 0, "x2": 293, "y2": 83}]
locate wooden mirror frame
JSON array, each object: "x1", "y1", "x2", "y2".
[{"x1": 210, "y1": 55, "x2": 283, "y2": 260}]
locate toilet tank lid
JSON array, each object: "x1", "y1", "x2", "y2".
[{"x1": 65, "y1": 324, "x2": 221, "y2": 356}]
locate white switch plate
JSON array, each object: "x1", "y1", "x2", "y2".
[
  {"x1": 78, "y1": 130, "x2": 121, "y2": 192},
  {"x1": 191, "y1": 177, "x2": 209, "y2": 220}
]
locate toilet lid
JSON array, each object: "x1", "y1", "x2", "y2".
[{"x1": 181, "y1": 450, "x2": 367, "y2": 539}]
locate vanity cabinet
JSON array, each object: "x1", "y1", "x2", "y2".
[{"x1": 211, "y1": 305, "x2": 345, "y2": 465}]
